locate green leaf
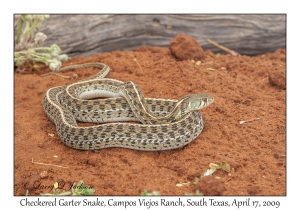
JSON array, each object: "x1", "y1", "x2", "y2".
[
  {"x1": 141, "y1": 190, "x2": 160, "y2": 196},
  {"x1": 71, "y1": 180, "x2": 95, "y2": 196}
]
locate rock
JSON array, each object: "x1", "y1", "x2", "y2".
[
  {"x1": 194, "y1": 176, "x2": 226, "y2": 196},
  {"x1": 169, "y1": 34, "x2": 205, "y2": 60},
  {"x1": 268, "y1": 70, "x2": 286, "y2": 90}
]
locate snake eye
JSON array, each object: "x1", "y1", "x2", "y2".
[{"x1": 202, "y1": 98, "x2": 207, "y2": 103}]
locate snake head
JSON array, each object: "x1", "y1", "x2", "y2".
[{"x1": 184, "y1": 93, "x2": 214, "y2": 112}]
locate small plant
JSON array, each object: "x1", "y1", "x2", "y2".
[
  {"x1": 41, "y1": 182, "x2": 71, "y2": 196},
  {"x1": 14, "y1": 15, "x2": 68, "y2": 71},
  {"x1": 71, "y1": 180, "x2": 95, "y2": 196},
  {"x1": 202, "y1": 161, "x2": 234, "y2": 177},
  {"x1": 185, "y1": 190, "x2": 203, "y2": 196},
  {"x1": 41, "y1": 180, "x2": 95, "y2": 196},
  {"x1": 141, "y1": 190, "x2": 161, "y2": 196}
]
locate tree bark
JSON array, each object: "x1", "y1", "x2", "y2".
[{"x1": 39, "y1": 14, "x2": 286, "y2": 57}]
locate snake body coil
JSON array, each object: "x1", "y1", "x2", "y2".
[{"x1": 43, "y1": 63, "x2": 214, "y2": 150}]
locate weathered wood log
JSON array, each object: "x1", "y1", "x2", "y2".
[{"x1": 39, "y1": 14, "x2": 286, "y2": 57}]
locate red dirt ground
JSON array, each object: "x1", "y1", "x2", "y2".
[{"x1": 14, "y1": 35, "x2": 286, "y2": 196}]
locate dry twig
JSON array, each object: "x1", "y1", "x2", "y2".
[
  {"x1": 129, "y1": 54, "x2": 144, "y2": 73},
  {"x1": 207, "y1": 39, "x2": 240, "y2": 56},
  {"x1": 31, "y1": 158, "x2": 69, "y2": 169},
  {"x1": 239, "y1": 118, "x2": 261, "y2": 124}
]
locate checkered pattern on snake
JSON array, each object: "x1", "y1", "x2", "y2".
[{"x1": 42, "y1": 63, "x2": 214, "y2": 150}]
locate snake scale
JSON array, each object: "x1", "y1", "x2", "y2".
[{"x1": 43, "y1": 63, "x2": 214, "y2": 150}]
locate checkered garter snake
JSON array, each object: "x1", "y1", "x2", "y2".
[{"x1": 43, "y1": 63, "x2": 214, "y2": 150}]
